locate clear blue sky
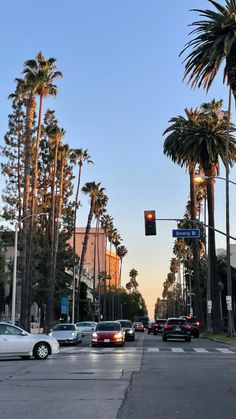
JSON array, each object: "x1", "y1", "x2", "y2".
[{"x1": 1, "y1": 0, "x2": 236, "y2": 318}]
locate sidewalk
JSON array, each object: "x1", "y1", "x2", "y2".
[{"x1": 202, "y1": 333, "x2": 236, "y2": 346}]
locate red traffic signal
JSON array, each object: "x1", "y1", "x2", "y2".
[{"x1": 144, "y1": 210, "x2": 156, "y2": 236}]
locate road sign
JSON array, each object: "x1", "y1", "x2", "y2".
[{"x1": 172, "y1": 228, "x2": 200, "y2": 238}]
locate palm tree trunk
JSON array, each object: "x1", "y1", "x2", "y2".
[
  {"x1": 189, "y1": 166, "x2": 205, "y2": 329},
  {"x1": 72, "y1": 163, "x2": 82, "y2": 322},
  {"x1": 78, "y1": 198, "x2": 95, "y2": 319},
  {"x1": 20, "y1": 93, "x2": 35, "y2": 332},
  {"x1": 206, "y1": 173, "x2": 224, "y2": 333}
]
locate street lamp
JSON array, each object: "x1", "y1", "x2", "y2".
[{"x1": 11, "y1": 212, "x2": 47, "y2": 324}]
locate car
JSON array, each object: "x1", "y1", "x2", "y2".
[
  {"x1": 138, "y1": 316, "x2": 150, "y2": 328},
  {"x1": 49, "y1": 323, "x2": 82, "y2": 345},
  {"x1": 180, "y1": 316, "x2": 200, "y2": 338},
  {"x1": 76, "y1": 321, "x2": 97, "y2": 335},
  {"x1": 0, "y1": 321, "x2": 59, "y2": 360},
  {"x1": 133, "y1": 322, "x2": 145, "y2": 332},
  {"x1": 148, "y1": 319, "x2": 167, "y2": 335},
  {"x1": 91, "y1": 321, "x2": 125, "y2": 347},
  {"x1": 147, "y1": 322, "x2": 156, "y2": 334},
  {"x1": 116, "y1": 319, "x2": 135, "y2": 341},
  {"x1": 162, "y1": 318, "x2": 191, "y2": 342}
]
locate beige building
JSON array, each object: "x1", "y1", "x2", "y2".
[{"x1": 68, "y1": 228, "x2": 121, "y2": 289}]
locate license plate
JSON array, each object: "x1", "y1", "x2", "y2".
[
  {"x1": 104, "y1": 339, "x2": 110, "y2": 342},
  {"x1": 175, "y1": 327, "x2": 180, "y2": 331}
]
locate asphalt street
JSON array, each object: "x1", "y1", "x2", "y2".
[{"x1": 1, "y1": 331, "x2": 236, "y2": 419}]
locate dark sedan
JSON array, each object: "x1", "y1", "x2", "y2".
[
  {"x1": 162, "y1": 318, "x2": 191, "y2": 342},
  {"x1": 117, "y1": 320, "x2": 135, "y2": 341},
  {"x1": 148, "y1": 319, "x2": 167, "y2": 335}
]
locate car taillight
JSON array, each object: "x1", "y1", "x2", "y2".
[
  {"x1": 155, "y1": 324, "x2": 158, "y2": 327},
  {"x1": 196, "y1": 322, "x2": 200, "y2": 326},
  {"x1": 184, "y1": 325, "x2": 191, "y2": 330},
  {"x1": 164, "y1": 324, "x2": 172, "y2": 329}
]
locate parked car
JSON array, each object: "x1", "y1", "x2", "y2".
[
  {"x1": 133, "y1": 322, "x2": 145, "y2": 332},
  {"x1": 148, "y1": 319, "x2": 167, "y2": 335},
  {"x1": 76, "y1": 321, "x2": 97, "y2": 335},
  {"x1": 162, "y1": 318, "x2": 191, "y2": 342},
  {"x1": 91, "y1": 321, "x2": 125, "y2": 347},
  {"x1": 116, "y1": 319, "x2": 135, "y2": 341},
  {"x1": 49, "y1": 323, "x2": 82, "y2": 345},
  {"x1": 0, "y1": 321, "x2": 59, "y2": 360},
  {"x1": 180, "y1": 316, "x2": 200, "y2": 338}
]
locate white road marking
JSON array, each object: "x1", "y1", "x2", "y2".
[
  {"x1": 193, "y1": 348, "x2": 209, "y2": 353},
  {"x1": 171, "y1": 348, "x2": 185, "y2": 353},
  {"x1": 216, "y1": 348, "x2": 234, "y2": 353},
  {"x1": 147, "y1": 347, "x2": 160, "y2": 352}
]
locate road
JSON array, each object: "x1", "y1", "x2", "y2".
[{"x1": 1, "y1": 331, "x2": 236, "y2": 419}]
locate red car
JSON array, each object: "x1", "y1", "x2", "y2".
[
  {"x1": 91, "y1": 321, "x2": 125, "y2": 347},
  {"x1": 133, "y1": 322, "x2": 145, "y2": 332}
]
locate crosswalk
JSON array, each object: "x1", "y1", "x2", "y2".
[{"x1": 59, "y1": 346, "x2": 235, "y2": 355}]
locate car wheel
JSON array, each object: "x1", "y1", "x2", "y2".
[
  {"x1": 186, "y1": 336, "x2": 191, "y2": 342},
  {"x1": 148, "y1": 330, "x2": 150, "y2": 334},
  {"x1": 195, "y1": 332, "x2": 199, "y2": 338},
  {"x1": 153, "y1": 331, "x2": 157, "y2": 335},
  {"x1": 33, "y1": 342, "x2": 50, "y2": 360},
  {"x1": 162, "y1": 336, "x2": 167, "y2": 342}
]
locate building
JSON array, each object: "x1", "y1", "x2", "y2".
[
  {"x1": 68, "y1": 227, "x2": 121, "y2": 290},
  {"x1": 216, "y1": 244, "x2": 236, "y2": 268}
]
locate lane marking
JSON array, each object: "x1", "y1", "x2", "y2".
[
  {"x1": 147, "y1": 347, "x2": 160, "y2": 352},
  {"x1": 216, "y1": 348, "x2": 234, "y2": 353},
  {"x1": 193, "y1": 348, "x2": 209, "y2": 353},
  {"x1": 171, "y1": 348, "x2": 185, "y2": 353}
]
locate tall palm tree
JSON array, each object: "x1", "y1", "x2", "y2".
[
  {"x1": 23, "y1": 52, "x2": 63, "y2": 218},
  {"x1": 163, "y1": 107, "x2": 205, "y2": 329},
  {"x1": 46, "y1": 125, "x2": 65, "y2": 331},
  {"x1": 12, "y1": 78, "x2": 37, "y2": 331},
  {"x1": 180, "y1": 0, "x2": 236, "y2": 102},
  {"x1": 164, "y1": 100, "x2": 236, "y2": 332},
  {"x1": 116, "y1": 245, "x2": 128, "y2": 288},
  {"x1": 70, "y1": 149, "x2": 93, "y2": 322},
  {"x1": 78, "y1": 182, "x2": 106, "y2": 320}
]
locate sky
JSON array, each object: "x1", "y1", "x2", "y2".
[{"x1": 1, "y1": 0, "x2": 236, "y2": 319}]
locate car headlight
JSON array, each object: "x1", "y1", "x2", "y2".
[
  {"x1": 92, "y1": 332, "x2": 98, "y2": 338},
  {"x1": 49, "y1": 332, "x2": 52, "y2": 336},
  {"x1": 71, "y1": 332, "x2": 76, "y2": 337},
  {"x1": 127, "y1": 330, "x2": 133, "y2": 334},
  {"x1": 114, "y1": 332, "x2": 123, "y2": 339}
]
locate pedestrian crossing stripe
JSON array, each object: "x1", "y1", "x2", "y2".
[{"x1": 59, "y1": 346, "x2": 235, "y2": 354}]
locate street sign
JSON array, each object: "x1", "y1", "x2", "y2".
[
  {"x1": 172, "y1": 228, "x2": 200, "y2": 238},
  {"x1": 207, "y1": 300, "x2": 212, "y2": 314}
]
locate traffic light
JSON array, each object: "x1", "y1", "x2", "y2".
[{"x1": 144, "y1": 210, "x2": 156, "y2": 236}]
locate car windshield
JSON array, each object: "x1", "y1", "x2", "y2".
[
  {"x1": 54, "y1": 324, "x2": 75, "y2": 331},
  {"x1": 97, "y1": 322, "x2": 121, "y2": 331},
  {"x1": 119, "y1": 321, "x2": 132, "y2": 328},
  {"x1": 167, "y1": 319, "x2": 186, "y2": 325}
]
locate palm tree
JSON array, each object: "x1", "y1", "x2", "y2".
[
  {"x1": 180, "y1": 0, "x2": 236, "y2": 102},
  {"x1": 163, "y1": 107, "x2": 204, "y2": 329},
  {"x1": 100, "y1": 214, "x2": 114, "y2": 279},
  {"x1": 46, "y1": 125, "x2": 65, "y2": 331},
  {"x1": 116, "y1": 245, "x2": 128, "y2": 288},
  {"x1": 12, "y1": 78, "x2": 37, "y2": 331},
  {"x1": 129, "y1": 269, "x2": 139, "y2": 290},
  {"x1": 164, "y1": 100, "x2": 236, "y2": 332},
  {"x1": 70, "y1": 149, "x2": 93, "y2": 322},
  {"x1": 23, "y1": 52, "x2": 63, "y2": 218},
  {"x1": 78, "y1": 182, "x2": 106, "y2": 320}
]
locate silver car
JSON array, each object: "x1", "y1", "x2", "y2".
[
  {"x1": 50, "y1": 323, "x2": 82, "y2": 345},
  {"x1": 0, "y1": 322, "x2": 59, "y2": 360},
  {"x1": 76, "y1": 321, "x2": 97, "y2": 335}
]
